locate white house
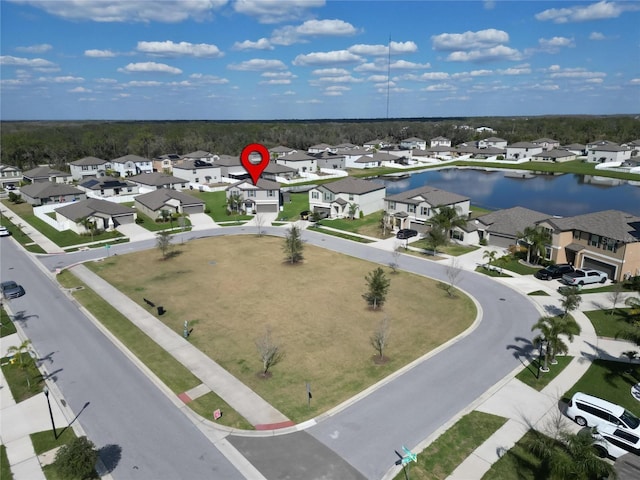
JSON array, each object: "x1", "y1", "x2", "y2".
[
  {"x1": 400, "y1": 137, "x2": 426, "y2": 150},
  {"x1": 308, "y1": 143, "x2": 335, "y2": 154},
  {"x1": 226, "y1": 178, "x2": 281, "y2": 214},
  {"x1": 478, "y1": 137, "x2": 508, "y2": 149},
  {"x1": 128, "y1": 172, "x2": 189, "y2": 193},
  {"x1": 430, "y1": 136, "x2": 451, "y2": 148},
  {"x1": 269, "y1": 146, "x2": 297, "y2": 159},
  {"x1": 214, "y1": 155, "x2": 247, "y2": 179},
  {"x1": 339, "y1": 148, "x2": 373, "y2": 168},
  {"x1": 111, "y1": 154, "x2": 153, "y2": 177},
  {"x1": 532, "y1": 149, "x2": 577, "y2": 163},
  {"x1": 275, "y1": 151, "x2": 317, "y2": 174},
  {"x1": 587, "y1": 145, "x2": 632, "y2": 163},
  {"x1": 532, "y1": 138, "x2": 560, "y2": 151},
  {"x1": 172, "y1": 160, "x2": 222, "y2": 185},
  {"x1": 78, "y1": 177, "x2": 139, "y2": 197},
  {"x1": 308, "y1": 177, "x2": 385, "y2": 219},
  {"x1": 505, "y1": 142, "x2": 543, "y2": 160},
  {"x1": 69, "y1": 157, "x2": 111, "y2": 181},
  {"x1": 182, "y1": 150, "x2": 217, "y2": 162},
  {"x1": 363, "y1": 139, "x2": 390, "y2": 150}
]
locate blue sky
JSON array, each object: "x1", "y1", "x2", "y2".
[{"x1": 1, "y1": 0, "x2": 639, "y2": 120}]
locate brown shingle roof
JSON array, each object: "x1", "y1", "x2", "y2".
[
  {"x1": 477, "y1": 206, "x2": 552, "y2": 237},
  {"x1": 544, "y1": 210, "x2": 640, "y2": 243}
]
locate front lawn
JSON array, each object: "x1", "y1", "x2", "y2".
[
  {"x1": 135, "y1": 212, "x2": 191, "y2": 232},
  {"x1": 85, "y1": 235, "x2": 476, "y2": 423},
  {"x1": 584, "y1": 308, "x2": 634, "y2": 338},
  {"x1": 410, "y1": 240, "x2": 480, "y2": 257},
  {"x1": 318, "y1": 211, "x2": 394, "y2": 239},
  {"x1": 474, "y1": 266, "x2": 512, "y2": 278},
  {"x1": 516, "y1": 355, "x2": 573, "y2": 391},
  {"x1": 278, "y1": 192, "x2": 309, "y2": 221},
  {"x1": 31, "y1": 428, "x2": 77, "y2": 455},
  {"x1": 481, "y1": 430, "x2": 544, "y2": 480},
  {"x1": 495, "y1": 256, "x2": 540, "y2": 275},
  {"x1": 187, "y1": 191, "x2": 252, "y2": 222},
  {"x1": 0, "y1": 444, "x2": 12, "y2": 480},
  {"x1": 1, "y1": 352, "x2": 44, "y2": 402},
  {"x1": 1, "y1": 307, "x2": 17, "y2": 337}
]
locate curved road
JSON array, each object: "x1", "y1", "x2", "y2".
[{"x1": 25, "y1": 226, "x2": 540, "y2": 479}]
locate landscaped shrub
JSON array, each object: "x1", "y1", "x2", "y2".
[
  {"x1": 54, "y1": 436, "x2": 98, "y2": 480},
  {"x1": 479, "y1": 238, "x2": 487, "y2": 246}
]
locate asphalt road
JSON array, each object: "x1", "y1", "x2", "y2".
[
  {"x1": 1, "y1": 237, "x2": 245, "y2": 480},
  {"x1": 34, "y1": 226, "x2": 541, "y2": 479}
]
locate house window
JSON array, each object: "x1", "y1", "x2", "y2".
[
  {"x1": 82, "y1": 165, "x2": 88, "y2": 171},
  {"x1": 388, "y1": 201, "x2": 396, "y2": 210},
  {"x1": 589, "y1": 234, "x2": 600, "y2": 247},
  {"x1": 248, "y1": 190, "x2": 256, "y2": 197},
  {"x1": 312, "y1": 191, "x2": 319, "y2": 199},
  {"x1": 545, "y1": 247, "x2": 552, "y2": 260},
  {"x1": 349, "y1": 194, "x2": 354, "y2": 201},
  {"x1": 573, "y1": 230, "x2": 581, "y2": 240},
  {"x1": 407, "y1": 205, "x2": 416, "y2": 213},
  {"x1": 420, "y1": 206, "x2": 430, "y2": 216},
  {"x1": 127, "y1": 188, "x2": 132, "y2": 192},
  {"x1": 267, "y1": 190, "x2": 275, "y2": 197},
  {"x1": 452, "y1": 230, "x2": 464, "y2": 241},
  {"x1": 195, "y1": 178, "x2": 199, "y2": 183},
  {"x1": 192, "y1": 170, "x2": 197, "y2": 174}
]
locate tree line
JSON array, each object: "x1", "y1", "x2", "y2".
[{"x1": 2, "y1": 115, "x2": 638, "y2": 171}]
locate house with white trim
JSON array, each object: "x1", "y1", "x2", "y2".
[
  {"x1": 430, "y1": 136, "x2": 451, "y2": 148},
  {"x1": 532, "y1": 149, "x2": 577, "y2": 163},
  {"x1": 110, "y1": 155, "x2": 153, "y2": 177},
  {"x1": 400, "y1": 137, "x2": 426, "y2": 150},
  {"x1": 505, "y1": 142, "x2": 543, "y2": 160},
  {"x1": 128, "y1": 172, "x2": 189, "y2": 193},
  {"x1": 226, "y1": 178, "x2": 281, "y2": 214},
  {"x1": 478, "y1": 137, "x2": 508, "y2": 149},
  {"x1": 587, "y1": 144, "x2": 632, "y2": 163},
  {"x1": 275, "y1": 151, "x2": 317, "y2": 174},
  {"x1": 69, "y1": 157, "x2": 111, "y2": 181},
  {"x1": 172, "y1": 160, "x2": 222, "y2": 185},
  {"x1": 308, "y1": 177, "x2": 385, "y2": 219},
  {"x1": 532, "y1": 138, "x2": 560, "y2": 151}
]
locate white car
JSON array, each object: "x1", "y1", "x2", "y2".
[
  {"x1": 0, "y1": 226, "x2": 10, "y2": 237},
  {"x1": 591, "y1": 424, "x2": 640, "y2": 459},
  {"x1": 562, "y1": 268, "x2": 608, "y2": 286}
]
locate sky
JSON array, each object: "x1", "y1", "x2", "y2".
[{"x1": 1, "y1": 0, "x2": 639, "y2": 120}]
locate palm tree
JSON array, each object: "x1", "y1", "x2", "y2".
[
  {"x1": 532, "y1": 316, "x2": 553, "y2": 372},
  {"x1": 428, "y1": 205, "x2": 467, "y2": 242},
  {"x1": 347, "y1": 202, "x2": 358, "y2": 220},
  {"x1": 517, "y1": 226, "x2": 551, "y2": 264},
  {"x1": 226, "y1": 192, "x2": 243, "y2": 215},
  {"x1": 77, "y1": 216, "x2": 96, "y2": 241},
  {"x1": 482, "y1": 249, "x2": 498, "y2": 270},
  {"x1": 532, "y1": 316, "x2": 581, "y2": 369},
  {"x1": 7, "y1": 339, "x2": 32, "y2": 365}
]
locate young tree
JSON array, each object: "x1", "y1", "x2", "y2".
[
  {"x1": 255, "y1": 326, "x2": 284, "y2": 377},
  {"x1": 363, "y1": 267, "x2": 391, "y2": 310},
  {"x1": 482, "y1": 249, "x2": 498, "y2": 270},
  {"x1": 283, "y1": 225, "x2": 304, "y2": 264},
  {"x1": 532, "y1": 315, "x2": 581, "y2": 369},
  {"x1": 254, "y1": 213, "x2": 266, "y2": 236},
  {"x1": 380, "y1": 211, "x2": 391, "y2": 236},
  {"x1": 226, "y1": 192, "x2": 243, "y2": 215},
  {"x1": 424, "y1": 226, "x2": 448, "y2": 255},
  {"x1": 559, "y1": 286, "x2": 582, "y2": 318},
  {"x1": 156, "y1": 231, "x2": 172, "y2": 259},
  {"x1": 371, "y1": 316, "x2": 391, "y2": 361},
  {"x1": 7, "y1": 339, "x2": 32, "y2": 366},
  {"x1": 607, "y1": 281, "x2": 625, "y2": 315},
  {"x1": 54, "y1": 436, "x2": 98, "y2": 480},
  {"x1": 444, "y1": 258, "x2": 463, "y2": 298},
  {"x1": 77, "y1": 216, "x2": 97, "y2": 241},
  {"x1": 388, "y1": 244, "x2": 401, "y2": 274},
  {"x1": 159, "y1": 209, "x2": 170, "y2": 225},
  {"x1": 347, "y1": 202, "x2": 358, "y2": 220}
]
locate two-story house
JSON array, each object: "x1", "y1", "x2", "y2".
[
  {"x1": 478, "y1": 137, "x2": 508, "y2": 149},
  {"x1": 505, "y1": 142, "x2": 543, "y2": 160},
  {"x1": 363, "y1": 139, "x2": 390, "y2": 150},
  {"x1": 110, "y1": 154, "x2": 153, "y2": 177},
  {"x1": 400, "y1": 137, "x2": 426, "y2": 150},
  {"x1": 384, "y1": 186, "x2": 470, "y2": 232},
  {"x1": 430, "y1": 136, "x2": 451, "y2": 148},
  {"x1": 226, "y1": 178, "x2": 281, "y2": 214},
  {"x1": 182, "y1": 150, "x2": 217, "y2": 162},
  {"x1": 269, "y1": 146, "x2": 297, "y2": 159},
  {"x1": 537, "y1": 210, "x2": 640, "y2": 282},
  {"x1": 214, "y1": 155, "x2": 247, "y2": 179},
  {"x1": 69, "y1": 156, "x2": 111, "y2": 181},
  {"x1": 0, "y1": 164, "x2": 22, "y2": 189},
  {"x1": 308, "y1": 143, "x2": 335, "y2": 154},
  {"x1": 339, "y1": 148, "x2": 373, "y2": 168},
  {"x1": 308, "y1": 177, "x2": 385, "y2": 219},
  {"x1": 172, "y1": 160, "x2": 222, "y2": 186},
  {"x1": 275, "y1": 151, "x2": 317, "y2": 174},
  {"x1": 311, "y1": 151, "x2": 346, "y2": 170},
  {"x1": 532, "y1": 138, "x2": 561, "y2": 151},
  {"x1": 587, "y1": 144, "x2": 632, "y2": 163},
  {"x1": 153, "y1": 154, "x2": 182, "y2": 173}
]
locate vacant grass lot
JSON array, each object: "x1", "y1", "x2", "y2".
[{"x1": 86, "y1": 235, "x2": 476, "y2": 422}]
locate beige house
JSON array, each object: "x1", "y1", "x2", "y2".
[
  {"x1": 226, "y1": 178, "x2": 281, "y2": 214},
  {"x1": 537, "y1": 209, "x2": 640, "y2": 282}
]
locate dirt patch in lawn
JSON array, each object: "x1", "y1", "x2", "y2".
[{"x1": 87, "y1": 235, "x2": 476, "y2": 422}]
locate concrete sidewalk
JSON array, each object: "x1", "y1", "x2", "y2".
[
  {"x1": 0, "y1": 204, "x2": 63, "y2": 254},
  {"x1": 69, "y1": 264, "x2": 292, "y2": 429}
]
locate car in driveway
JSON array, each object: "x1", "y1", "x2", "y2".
[
  {"x1": 562, "y1": 268, "x2": 608, "y2": 286},
  {"x1": 1, "y1": 280, "x2": 25, "y2": 299},
  {"x1": 534, "y1": 263, "x2": 574, "y2": 280},
  {"x1": 396, "y1": 229, "x2": 418, "y2": 239},
  {"x1": 590, "y1": 424, "x2": 640, "y2": 459}
]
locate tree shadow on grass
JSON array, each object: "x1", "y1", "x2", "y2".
[{"x1": 594, "y1": 359, "x2": 640, "y2": 388}]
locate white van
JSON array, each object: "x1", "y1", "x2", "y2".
[
  {"x1": 566, "y1": 392, "x2": 640, "y2": 432},
  {"x1": 591, "y1": 424, "x2": 640, "y2": 459}
]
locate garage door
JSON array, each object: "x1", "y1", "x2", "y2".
[
  {"x1": 582, "y1": 256, "x2": 616, "y2": 279},
  {"x1": 488, "y1": 233, "x2": 515, "y2": 248},
  {"x1": 256, "y1": 203, "x2": 278, "y2": 213},
  {"x1": 113, "y1": 214, "x2": 134, "y2": 226},
  {"x1": 183, "y1": 205, "x2": 204, "y2": 215}
]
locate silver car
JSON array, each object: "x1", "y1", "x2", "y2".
[{"x1": 1, "y1": 280, "x2": 25, "y2": 299}]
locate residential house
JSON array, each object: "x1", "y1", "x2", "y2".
[
  {"x1": 226, "y1": 178, "x2": 281, "y2": 214},
  {"x1": 363, "y1": 139, "x2": 390, "y2": 150},
  {"x1": 312, "y1": 151, "x2": 346, "y2": 170},
  {"x1": 532, "y1": 149, "x2": 577, "y2": 163},
  {"x1": 563, "y1": 144, "x2": 586, "y2": 156},
  {"x1": 22, "y1": 166, "x2": 72, "y2": 184},
  {"x1": 153, "y1": 154, "x2": 181, "y2": 173},
  {"x1": 625, "y1": 140, "x2": 640, "y2": 156},
  {"x1": 262, "y1": 163, "x2": 297, "y2": 181},
  {"x1": 384, "y1": 186, "x2": 470, "y2": 232},
  {"x1": 334, "y1": 143, "x2": 358, "y2": 150},
  {"x1": 308, "y1": 177, "x2": 385, "y2": 219},
  {"x1": 19, "y1": 182, "x2": 85, "y2": 206},
  {"x1": 400, "y1": 137, "x2": 426, "y2": 150},
  {"x1": 587, "y1": 144, "x2": 632, "y2": 163},
  {"x1": 586, "y1": 140, "x2": 618, "y2": 151},
  {"x1": 340, "y1": 148, "x2": 373, "y2": 168},
  {"x1": 0, "y1": 164, "x2": 22, "y2": 189},
  {"x1": 475, "y1": 126, "x2": 496, "y2": 134},
  {"x1": 275, "y1": 151, "x2": 317, "y2": 174},
  {"x1": 69, "y1": 157, "x2": 111, "y2": 181},
  {"x1": 474, "y1": 206, "x2": 552, "y2": 248},
  {"x1": 478, "y1": 137, "x2": 508, "y2": 149},
  {"x1": 128, "y1": 172, "x2": 189, "y2": 193},
  {"x1": 135, "y1": 189, "x2": 205, "y2": 219},
  {"x1": 55, "y1": 198, "x2": 136, "y2": 233},
  {"x1": 269, "y1": 146, "x2": 297, "y2": 159},
  {"x1": 182, "y1": 150, "x2": 217, "y2": 162},
  {"x1": 308, "y1": 143, "x2": 335, "y2": 154},
  {"x1": 78, "y1": 178, "x2": 139, "y2": 198},
  {"x1": 537, "y1": 210, "x2": 640, "y2": 282},
  {"x1": 532, "y1": 138, "x2": 561, "y2": 151},
  {"x1": 214, "y1": 155, "x2": 247, "y2": 179},
  {"x1": 430, "y1": 136, "x2": 451, "y2": 148},
  {"x1": 472, "y1": 146, "x2": 506, "y2": 160},
  {"x1": 172, "y1": 160, "x2": 222, "y2": 186},
  {"x1": 505, "y1": 142, "x2": 543, "y2": 160},
  {"x1": 110, "y1": 154, "x2": 153, "y2": 177}
]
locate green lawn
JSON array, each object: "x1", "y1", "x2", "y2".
[
  {"x1": 1, "y1": 307, "x2": 17, "y2": 337},
  {"x1": 0, "y1": 213, "x2": 46, "y2": 253},
  {"x1": 278, "y1": 192, "x2": 309, "y2": 221},
  {"x1": 481, "y1": 430, "x2": 544, "y2": 480},
  {"x1": 474, "y1": 266, "x2": 512, "y2": 278},
  {"x1": 516, "y1": 356, "x2": 573, "y2": 391},
  {"x1": 312, "y1": 226, "x2": 374, "y2": 243},
  {"x1": 394, "y1": 411, "x2": 507, "y2": 480},
  {"x1": 187, "y1": 191, "x2": 252, "y2": 222},
  {"x1": 1, "y1": 444, "x2": 12, "y2": 480},
  {"x1": 410, "y1": 240, "x2": 480, "y2": 257},
  {"x1": 495, "y1": 256, "x2": 540, "y2": 275},
  {"x1": 187, "y1": 392, "x2": 254, "y2": 430},
  {"x1": 31, "y1": 428, "x2": 77, "y2": 455},
  {"x1": 318, "y1": 211, "x2": 393, "y2": 239},
  {"x1": 135, "y1": 211, "x2": 192, "y2": 232},
  {"x1": 527, "y1": 290, "x2": 550, "y2": 296},
  {"x1": 584, "y1": 308, "x2": 634, "y2": 338},
  {"x1": 1, "y1": 353, "x2": 44, "y2": 402}
]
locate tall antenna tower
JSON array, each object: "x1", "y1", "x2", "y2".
[{"x1": 386, "y1": 35, "x2": 391, "y2": 119}]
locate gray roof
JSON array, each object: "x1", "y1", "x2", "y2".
[
  {"x1": 312, "y1": 151, "x2": 344, "y2": 160},
  {"x1": 563, "y1": 143, "x2": 586, "y2": 150},
  {"x1": 309, "y1": 143, "x2": 333, "y2": 150},
  {"x1": 183, "y1": 150, "x2": 214, "y2": 158},
  {"x1": 79, "y1": 178, "x2": 134, "y2": 191},
  {"x1": 21, "y1": 182, "x2": 83, "y2": 199},
  {"x1": 477, "y1": 206, "x2": 552, "y2": 237},
  {"x1": 476, "y1": 146, "x2": 506, "y2": 155},
  {"x1": 334, "y1": 143, "x2": 357, "y2": 149},
  {"x1": 135, "y1": 189, "x2": 204, "y2": 211},
  {"x1": 22, "y1": 166, "x2": 69, "y2": 179},
  {"x1": 336, "y1": 147, "x2": 370, "y2": 156},
  {"x1": 402, "y1": 137, "x2": 425, "y2": 143},
  {"x1": 590, "y1": 144, "x2": 631, "y2": 152},
  {"x1": 264, "y1": 163, "x2": 297, "y2": 174},
  {"x1": 173, "y1": 160, "x2": 219, "y2": 170},
  {"x1": 508, "y1": 142, "x2": 541, "y2": 149},
  {"x1": 430, "y1": 136, "x2": 450, "y2": 142},
  {"x1": 70, "y1": 156, "x2": 108, "y2": 166},
  {"x1": 532, "y1": 138, "x2": 559, "y2": 144},
  {"x1": 425, "y1": 146, "x2": 454, "y2": 153},
  {"x1": 227, "y1": 178, "x2": 281, "y2": 190},
  {"x1": 482, "y1": 137, "x2": 507, "y2": 143},
  {"x1": 355, "y1": 155, "x2": 379, "y2": 164},
  {"x1": 279, "y1": 151, "x2": 316, "y2": 162},
  {"x1": 543, "y1": 210, "x2": 640, "y2": 243},
  {"x1": 385, "y1": 185, "x2": 468, "y2": 206},
  {"x1": 111, "y1": 154, "x2": 150, "y2": 164},
  {"x1": 269, "y1": 146, "x2": 295, "y2": 153},
  {"x1": 128, "y1": 172, "x2": 188, "y2": 186},
  {"x1": 214, "y1": 155, "x2": 241, "y2": 167},
  {"x1": 55, "y1": 198, "x2": 135, "y2": 220},
  {"x1": 0, "y1": 164, "x2": 21, "y2": 173},
  {"x1": 321, "y1": 177, "x2": 385, "y2": 195},
  {"x1": 532, "y1": 148, "x2": 575, "y2": 159}
]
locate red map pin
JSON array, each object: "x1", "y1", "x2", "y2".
[{"x1": 240, "y1": 143, "x2": 270, "y2": 186}]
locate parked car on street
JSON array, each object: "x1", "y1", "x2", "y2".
[
  {"x1": 534, "y1": 263, "x2": 574, "y2": 280},
  {"x1": 396, "y1": 229, "x2": 418, "y2": 239},
  {"x1": 0, "y1": 226, "x2": 10, "y2": 237},
  {"x1": 562, "y1": 269, "x2": 608, "y2": 286},
  {"x1": 1, "y1": 280, "x2": 25, "y2": 299}
]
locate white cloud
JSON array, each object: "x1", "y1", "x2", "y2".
[
  {"x1": 15, "y1": 44, "x2": 52, "y2": 54},
  {"x1": 527, "y1": 84, "x2": 560, "y2": 91},
  {"x1": 69, "y1": 86, "x2": 91, "y2": 93},
  {"x1": 483, "y1": 1, "x2": 496, "y2": 10},
  {"x1": 296, "y1": 98, "x2": 322, "y2": 104},
  {"x1": 137, "y1": 41, "x2": 223, "y2": 58},
  {"x1": 367, "y1": 75, "x2": 388, "y2": 83},
  {"x1": 293, "y1": 50, "x2": 362, "y2": 66},
  {"x1": 271, "y1": 19, "x2": 358, "y2": 45},
  {"x1": 585, "y1": 78, "x2": 604, "y2": 84},
  {"x1": 419, "y1": 72, "x2": 450, "y2": 81},
  {"x1": 227, "y1": 59, "x2": 287, "y2": 71},
  {"x1": 538, "y1": 36, "x2": 575, "y2": 52},
  {"x1": 630, "y1": 78, "x2": 640, "y2": 85},
  {"x1": 78, "y1": 97, "x2": 97, "y2": 102},
  {"x1": 353, "y1": 61, "x2": 387, "y2": 73},
  {"x1": 422, "y1": 83, "x2": 456, "y2": 91},
  {"x1": 39, "y1": 75, "x2": 84, "y2": 83},
  {"x1": 348, "y1": 41, "x2": 418, "y2": 56},
  {"x1": 0, "y1": 56, "x2": 56, "y2": 68},
  {"x1": 498, "y1": 65, "x2": 531, "y2": 75},
  {"x1": 324, "y1": 85, "x2": 350, "y2": 96},
  {"x1": 126, "y1": 81, "x2": 163, "y2": 87},
  {"x1": 432, "y1": 29, "x2": 509, "y2": 51},
  {"x1": 549, "y1": 67, "x2": 606, "y2": 79},
  {"x1": 261, "y1": 71, "x2": 296, "y2": 79},
  {"x1": 85, "y1": 49, "x2": 116, "y2": 58},
  {"x1": 189, "y1": 73, "x2": 229, "y2": 84},
  {"x1": 283, "y1": 90, "x2": 296, "y2": 95},
  {"x1": 234, "y1": 0, "x2": 325, "y2": 24},
  {"x1": 447, "y1": 45, "x2": 523, "y2": 62},
  {"x1": 118, "y1": 62, "x2": 182, "y2": 74},
  {"x1": 535, "y1": 1, "x2": 636, "y2": 23},
  {"x1": 96, "y1": 78, "x2": 118, "y2": 83},
  {"x1": 167, "y1": 81, "x2": 192, "y2": 87},
  {"x1": 452, "y1": 70, "x2": 493, "y2": 79},
  {"x1": 314, "y1": 75, "x2": 363, "y2": 84},
  {"x1": 589, "y1": 32, "x2": 606, "y2": 40},
  {"x1": 18, "y1": 0, "x2": 227, "y2": 23},
  {"x1": 259, "y1": 79, "x2": 291, "y2": 85},
  {"x1": 312, "y1": 68, "x2": 350, "y2": 76},
  {"x1": 390, "y1": 60, "x2": 431, "y2": 70},
  {"x1": 232, "y1": 38, "x2": 273, "y2": 51}
]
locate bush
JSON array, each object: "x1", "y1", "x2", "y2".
[
  {"x1": 479, "y1": 238, "x2": 487, "y2": 246},
  {"x1": 54, "y1": 436, "x2": 98, "y2": 480},
  {"x1": 625, "y1": 276, "x2": 640, "y2": 292},
  {"x1": 204, "y1": 208, "x2": 211, "y2": 214},
  {"x1": 135, "y1": 217, "x2": 144, "y2": 224}
]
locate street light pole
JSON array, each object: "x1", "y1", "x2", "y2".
[{"x1": 43, "y1": 386, "x2": 58, "y2": 439}]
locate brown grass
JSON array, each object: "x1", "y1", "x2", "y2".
[{"x1": 87, "y1": 235, "x2": 475, "y2": 421}]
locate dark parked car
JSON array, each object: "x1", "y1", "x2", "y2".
[
  {"x1": 396, "y1": 229, "x2": 418, "y2": 239},
  {"x1": 534, "y1": 263, "x2": 574, "y2": 280},
  {"x1": 1, "y1": 280, "x2": 25, "y2": 299}
]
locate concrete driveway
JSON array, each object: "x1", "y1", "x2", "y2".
[
  {"x1": 189, "y1": 213, "x2": 217, "y2": 230},
  {"x1": 115, "y1": 223, "x2": 155, "y2": 241}
]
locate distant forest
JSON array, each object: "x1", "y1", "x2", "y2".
[{"x1": 1, "y1": 115, "x2": 639, "y2": 171}]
